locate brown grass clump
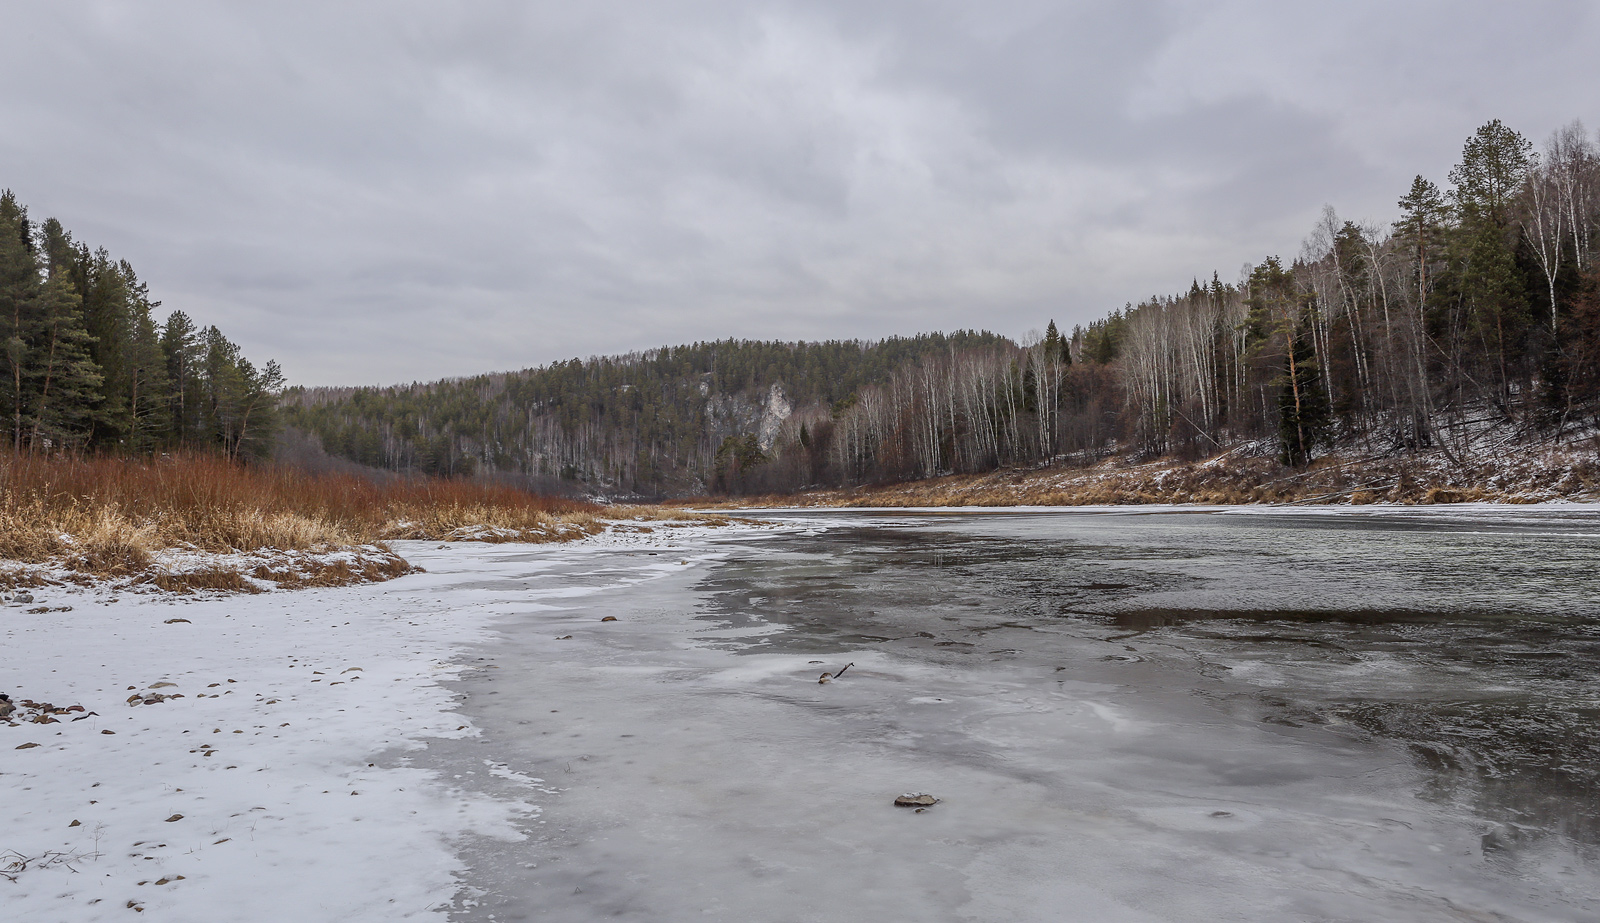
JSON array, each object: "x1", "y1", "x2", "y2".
[
  {"x1": 144, "y1": 568, "x2": 264, "y2": 594},
  {"x1": 1421, "y1": 486, "x2": 1487, "y2": 504},
  {"x1": 67, "y1": 507, "x2": 158, "y2": 574},
  {"x1": 248, "y1": 551, "x2": 417, "y2": 589},
  {"x1": 0, "y1": 567, "x2": 49, "y2": 590}
]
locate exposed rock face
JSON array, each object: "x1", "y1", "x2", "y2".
[
  {"x1": 703, "y1": 381, "x2": 792, "y2": 454},
  {"x1": 757, "y1": 383, "x2": 792, "y2": 452},
  {"x1": 704, "y1": 393, "x2": 763, "y2": 441}
]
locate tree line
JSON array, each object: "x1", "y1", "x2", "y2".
[
  {"x1": 0, "y1": 191, "x2": 283, "y2": 458},
  {"x1": 722, "y1": 117, "x2": 1600, "y2": 492}
]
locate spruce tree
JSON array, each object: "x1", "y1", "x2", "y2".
[
  {"x1": 1043, "y1": 319, "x2": 1069, "y2": 365},
  {"x1": 160, "y1": 310, "x2": 199, "y2": 445},
  {"x1": 1278, "y1": 319, "x2": 1330, "y2": 467},
  {"x1": 77, "y1": 249, "x2": 133, "y2": 444},
  {"x1": 125, "y1": 301, "x2": 170, "y2": 452}
]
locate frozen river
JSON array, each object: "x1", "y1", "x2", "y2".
[{"x1": 424, "y1": 508, "x2": 1600, "y2": 922}]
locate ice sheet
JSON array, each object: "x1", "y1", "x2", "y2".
[{"x1": 429, "y1": 508, "x2": 1600, "y2": 922}]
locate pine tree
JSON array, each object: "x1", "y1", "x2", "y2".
[
  {"x1": 77, "y1": 248, "x2": 134, "y2": 444},
  {"x1": 25, "y1": 273, "x2": 103, "y2": 449},
  {"x1": 1448, "y1": 120, "x2": 1535, "y2": 398},
  {"x1": 194, "y1": 326, "x2": 284, "y2": 459},
  {"x1": 35, "y1": 218, "x2": 76, "y2": 280},
  {"x1": 1243, "y1": 257, "x2": 1295, "y2": 348},
  {"x1": 1395, "y1": 175, "x2": 1448, "y2": 307}
]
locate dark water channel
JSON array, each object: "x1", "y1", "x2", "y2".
[{"x1": 709, "y1": 509, "x2": 1600, "y2": 856}]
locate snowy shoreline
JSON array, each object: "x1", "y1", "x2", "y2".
[{"x1": 0, "y1": 524, "x2": 754, "y2": 921}]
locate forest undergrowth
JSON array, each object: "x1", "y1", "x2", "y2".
[{"x1": 0, "y1": 453, "x2": 726, "y2": 593}]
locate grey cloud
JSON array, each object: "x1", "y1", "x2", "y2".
[{"x1": 2, "y1": 1, "x2": 1596, "y2": 384}]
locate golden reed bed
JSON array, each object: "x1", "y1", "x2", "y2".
[{"x1": 0, "y1": 453, "x2": 721, "y2": 591}]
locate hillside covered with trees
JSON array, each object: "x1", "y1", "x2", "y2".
[
  {"x1": 281, "y1": 332, "x2": 1009, "y2": 495},
  {"x1": 0, "y1": 191, "x2": 282, "y2": 459},
  {"x1": 291, "y1": 118, "x2": 1600, "y2": 499}
]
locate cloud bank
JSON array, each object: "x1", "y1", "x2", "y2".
[{"x1": 3, "y1": 1, "x2": 1596, "y2": 384}]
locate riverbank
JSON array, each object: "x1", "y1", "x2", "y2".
[
  {"x1": 706, "y1": 441, "x2": 1600, "y2": 508},
  {"x1": 0, "y1": 452, "x2": 734, "y2": 594},
  {"x1": 0, "y1": 522, "x2": 757, "y2": 920}
]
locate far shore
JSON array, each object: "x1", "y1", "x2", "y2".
[{"x1": 696, "y1": 442, "x2": 1598, "y2": 510}]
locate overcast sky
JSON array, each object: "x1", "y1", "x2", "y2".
[{"x1": 3, "y1": 2, "x2": 1597, "y2": 385}]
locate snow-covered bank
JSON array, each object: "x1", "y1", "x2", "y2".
[
  {"x1": 0, "y1": 523, "x2": 761, "y2": 921},
  {"x1": 1, "y1": 542, "x2": 415, "y2": 597},
  {"x1": 713, "y1": 441, "x2": 1600, "y2": 508}
]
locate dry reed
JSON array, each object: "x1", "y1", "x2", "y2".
[{"x1": 1, "y1": 453, "x2": 724, "y2": 586}]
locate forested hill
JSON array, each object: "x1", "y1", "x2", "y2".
[
  {"x1": 287, "y1": 116, "x2": 1600, "y2": 500},
  {"x1": 1, "y1": 191, "x2": 282, "y2": 458},
  {"x1": 280, "y1": 332, "x2": 1009, "y2": 495}
]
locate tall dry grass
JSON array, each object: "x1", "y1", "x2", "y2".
[{"x1": 0, "y1": 453, "x2": 702, "y2": 577}]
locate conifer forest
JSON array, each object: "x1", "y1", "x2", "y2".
[{"x1": 0, "y1": 191, "x2": 282, "y2": 459}]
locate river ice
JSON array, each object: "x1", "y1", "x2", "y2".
[
  {"x1": 430, "y1": 506, "x2": 1600, "y2": 922},
  {"x1": 4, "y1": 508, "x2": 1598, "y2": 921}
]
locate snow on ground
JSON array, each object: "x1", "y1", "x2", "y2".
[
  {"x1": 1, "y1": 543, "x2": 414, "y2": 596},
  {"x1": 0, "y1": 521, "x2": 766, "y2": 921}
]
